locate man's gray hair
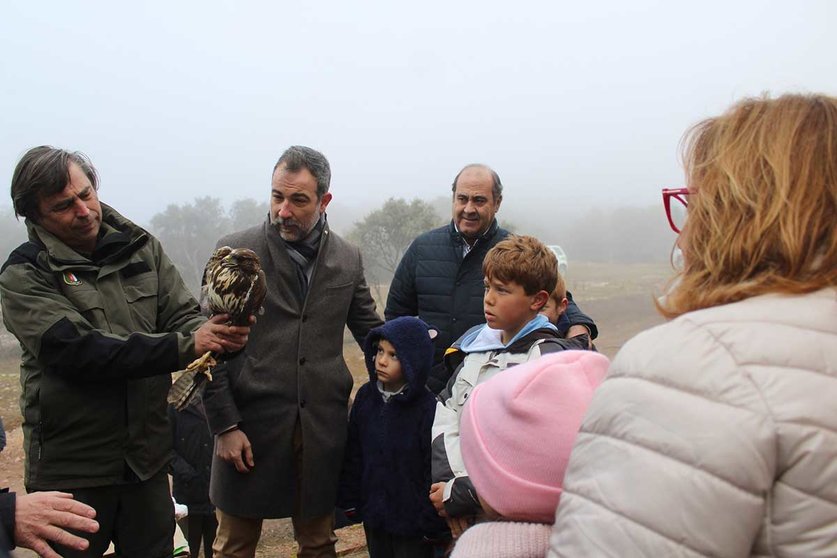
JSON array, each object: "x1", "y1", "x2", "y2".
[
  {"x1": 450, "y1": 164, "x2": 503, "y2": 201},
  {"x1": 11, "y1": 146, "x2": 99, "y2": 220},
  {"x1": 273, "y1": 146, "x2": 331, "y2": 198}
]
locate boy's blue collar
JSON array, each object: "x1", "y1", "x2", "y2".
[{"x1": 459, "y1": 314, "x2": 556, "y2": 353}]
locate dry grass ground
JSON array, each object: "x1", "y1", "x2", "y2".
[{"x1": 0, "y1": 261, "x2": 673, "y2": 557}]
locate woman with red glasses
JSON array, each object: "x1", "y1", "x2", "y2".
[{"x1": 548, "y1": 94, "x2": 837, "y2": 557}]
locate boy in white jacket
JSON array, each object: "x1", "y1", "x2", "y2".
[{"x1": 429, "y1": 236, "x2": 589, "y2": 537}]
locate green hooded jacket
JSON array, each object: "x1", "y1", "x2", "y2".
[{"x1": 0, "y1": 204, "x2": 205, "y2": 490}]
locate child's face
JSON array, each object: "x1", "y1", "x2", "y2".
[
  {"x1": 540, "y1": 296, "x2": 568, "y2": 325},
  {"x1": 483, "y1": 276, "x2": 547, "y2": 343},
  {"x1": 375, "y1": 338, "x2": 406, "y2": 390}
]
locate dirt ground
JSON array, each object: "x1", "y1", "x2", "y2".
[{"x1": 0, "y1": 261, "x2": 671, "y2": 557}]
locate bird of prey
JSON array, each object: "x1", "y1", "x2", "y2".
[{"x1": 168, "y1": 246, "x2": 267, "y2": 411}]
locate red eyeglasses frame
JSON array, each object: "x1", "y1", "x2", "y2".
[{"x1": 662, "y1": 187, "x2": 690, "y2": 233}]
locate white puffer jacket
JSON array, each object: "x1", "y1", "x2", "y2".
[{"x1": 549, "y1": 288, "x2": 837, "y2": 557}]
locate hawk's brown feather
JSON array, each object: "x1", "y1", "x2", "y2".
[{"x1": 168, "y1": 246, "x2": 266, "y2": 410}]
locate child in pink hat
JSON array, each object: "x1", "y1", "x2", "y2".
[{"x1": 450, "y1": 350, "x2": 609, "y2": 558}]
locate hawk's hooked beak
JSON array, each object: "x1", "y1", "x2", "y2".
[{"x1": 221, "y1": 255, "x2": 237, "y2": 268}]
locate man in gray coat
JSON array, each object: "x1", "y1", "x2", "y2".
[{"x1": 203, "y1": 146, "x2": 383, "y2": 558}]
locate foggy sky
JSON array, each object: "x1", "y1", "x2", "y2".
[{"x1": 1, "y1": 0, "x2": 835, "y2": 230}]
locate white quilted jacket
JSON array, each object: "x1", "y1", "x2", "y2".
[{"x1": 549, "y1": 288, "x2": 837, "y2": 557}]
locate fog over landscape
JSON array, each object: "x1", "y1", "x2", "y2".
[
  {"x1": 1, "y1": 6, "x2": 835, "y2": 554},
  {"x1": 1, "y1": 1, "x2": 835, "y2": 259}
]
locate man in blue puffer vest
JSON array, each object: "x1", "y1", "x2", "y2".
[{"x1": 385, "y1": 164, "x2": 597, "y2": 393}]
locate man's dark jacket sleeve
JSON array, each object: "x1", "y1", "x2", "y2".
[{"x1": 0, "y1": 492, "x2": 14, "y2": 555}]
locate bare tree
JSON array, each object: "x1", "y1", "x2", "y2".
[
  {"x1": 150, "y1": 197, "x2": 232, "y2": 295},
  {"x1": 230, "y1": 198, "x2": 269, "y2": 231},
  {"x1": 348, "y1": 198, "x2": 441, "y2": 304},
  {"x1": 0, "y1": 210, "x2": 28, "y2": 264}
]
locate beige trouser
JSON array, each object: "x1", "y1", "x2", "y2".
[
  {"x1": 212, "y1": 420, "x2": 337, "y2": 558},
  {"x1": 213, "y1": 510, "x2": 336, "y2": 558}
]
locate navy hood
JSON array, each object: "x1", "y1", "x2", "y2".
[{"x1": 362, "y1": 316, "x2": 436, "y2": 402}]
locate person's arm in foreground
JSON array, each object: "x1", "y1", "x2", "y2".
[
  {"x1": 429, "y1": 367, "x2": 482, "y2": 530},
  {"x1": 3, "y1": 492, "x2": 98, "y2": 558},
  {"x1": 0, "y1": 257, "x2": 247, "y2": 383}
]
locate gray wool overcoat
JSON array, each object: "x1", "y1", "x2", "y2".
[{"x1": 203, "y1": 219, "x2": 383, "y2": 519}]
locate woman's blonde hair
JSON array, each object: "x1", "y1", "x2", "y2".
[{"x1": 659, "y1": 93, "x2": 837, "y2": 318}]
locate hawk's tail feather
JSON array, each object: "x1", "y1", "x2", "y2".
[
  {"x1": 167, "y1": 351, "x2": 217, "y2": 411},
  {"x1": 168, "y1": 369, "x2": 209, "y2": 411}
]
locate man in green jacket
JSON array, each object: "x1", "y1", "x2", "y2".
[{"x1": 0, "y1": 146, "x2": 250, "y2": 558}]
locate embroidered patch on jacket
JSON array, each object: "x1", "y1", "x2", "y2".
[{"x1": 62, "y1": 272, "x2": 82, "y2": 286}]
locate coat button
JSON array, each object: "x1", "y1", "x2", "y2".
[
  {"x1": 299, "y1": 357, "x2": 306, "y2": 365},
  {"x1": 300, "y1": 399, "x2": 307, "y2": 408},
  {"x1": 302, "y1": 314, "x2": 308, "y2": 322}
]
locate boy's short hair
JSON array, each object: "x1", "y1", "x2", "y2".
[
  {"x1": 483, "y1": 235, "x2": 558, "y2": 295},
  {"x1": 550, "y1": 272, "x2": 567, "y2": 303}
]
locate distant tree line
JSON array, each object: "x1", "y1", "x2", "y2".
[
  {"x1": 347, "y1": 198, "x2": 441, "y2": 304},
  {"x1": 149, "y1": 197, "x2": 269, "y2": 295},
  {"x1": 546, "y1": 205, "x2": 674, "y2": 267},
  {"x1": 0, "y1": 209, "x2": 27, "y2": 266},
  {"x1": 147, "y1": 196, "x2": 448, "y2": 300},
  {"x1": 0, "y1": 197, "x2": 674, "y2": 302},
  {"x1": 0, "y1": 197, "x2": 671, "y2": 358}
]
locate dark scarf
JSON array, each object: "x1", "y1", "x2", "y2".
[{"x1": 284, "y1": 213, "x2": 326, "y2": 301}]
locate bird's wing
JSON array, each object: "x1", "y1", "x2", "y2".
[
  {"x1": 249, "y1": 269, "x2": 268, "y2": 316},
  {"x1": 200, "y1": 246, "x2": 233, "y2": 317}
]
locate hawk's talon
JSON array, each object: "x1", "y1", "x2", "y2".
[{"x1": 185, "y1": 351, "x2": 216, "y2": 373}]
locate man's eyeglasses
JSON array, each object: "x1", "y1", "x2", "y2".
[{"x1": 662, "y1": 187, "x2": 689, "y2": 234}]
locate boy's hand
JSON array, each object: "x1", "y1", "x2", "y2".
[
  {"x1": 429, "y1": 482, "x2": 447, "y2": 516},
  {"x1": 567, "y1": 325, "x2": 592, "y2": 349},
  {"x1": 446, "y1": 516, "x2": 473, "y2": 539}
]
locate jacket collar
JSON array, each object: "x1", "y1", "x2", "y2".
[
  {"x1": 458, "y1": 314, "x2": 558, "y2": 353},
  {"x1": 448, "y1": 218, "x2": 500, "y2": 248},
  {"x1": 263, "y1": 215, "x2": 331, "y2": 307},
  {"x1": 26, "y1": 203, "x2": 148, "y2": 269}
]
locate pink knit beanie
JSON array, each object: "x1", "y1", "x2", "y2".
[{"x1": 460, "y1": 350, "x2": 609, "y2": 523}]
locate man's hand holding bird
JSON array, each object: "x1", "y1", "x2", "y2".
[{"x1": 168, "y1": 246, "x2": 266, "y2": 410}]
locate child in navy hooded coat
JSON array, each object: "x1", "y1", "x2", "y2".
[{"x1": 338, "y1": 316, "x2": 448, "y2": 557}]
